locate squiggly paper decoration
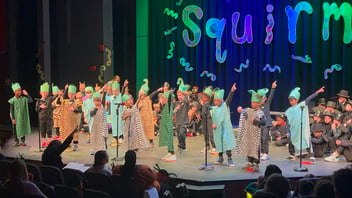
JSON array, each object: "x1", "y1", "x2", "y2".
[
  {"x1": 105, "y1": 48, "x2": 112, "y2": 66},
  {"x1": 176, "y1": 0, "x2": 184, "y2": 6},
  {"x1": 163, "y1": 8, "x2": 178, "y2": 19},
  {"x1": 36, "y1": 64, "x2": 46, "y2": 80},
  {"x1": 234, "y1": 59, "x2": 250, "y2": 72},
  {"x1": 265, "y1": 4, "x2": 275, "y2": 45},
  {"x1": 179, "y1": 57, "x2": 193, "y2": 71},
  {"x1": 291, "y1": 54, "x2": 312, "y2": 63},
  {"x1": 200, "y1": 71, "x2": 216, "y2": 81},
  {"x1": 324, "y1": 64, "x2": 342, "y2": 79},
  {"x1": 263, "y1": 64, "x2": 281, "y2": 73},
  {"x1": 167, "y1": 42, "x2": 175, "y2": 59},
  {"x1": 98, "y1": 65, "x2": 106, "y2": 83},
  {"x1": 164, "y1": 26, "x2": 177, "y2": 36}
]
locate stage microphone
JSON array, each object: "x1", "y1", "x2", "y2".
[{"x1": 114, "y1": 102, "x2": 125, "y2": 105}]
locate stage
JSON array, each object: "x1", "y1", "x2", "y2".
[{"x1": 0, "y1": 128, "x2": 349, "y2": 196}]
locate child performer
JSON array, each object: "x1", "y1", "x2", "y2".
[
  {"x1": 60, "y1": 84, "x2": 82, "y2": 151},
  {"x1": 212, "y1": 83, "x2": 237, "y2": 167},
  {"x1": 235, "y1": 89, "x2": 267, "y2": 172},
  {"x1": 200, "y1": 87, "x2": 217, "y2": 153},
  {"x1": 285, "y1": 86, "x2": 325, "y2": 160},
  {"x1": 137, "y1": 79, "x2": 162, "y2": 147},
  {"x1": 8, "y1": 82, "x2": 33, "y2": 146},
  {"x1": 89, "y1": 92, "x2": 108, "y2": 155},
  {"x1": 108, "y1": 82, "x2": 124, "y2": 146},
  {"x1": 260, "y1": 81, "x2": 277, "y2": 161},
  {"x1": 174, "y1": 78, "x2": 190, "y2": 153},
  {"x1": 159, "y1": 90, "x2": 176, "y2": 162},
  {"x1": 82, "y1": 86, "x2": 94, "y2": 142},
  {"x1": 52, "y1": 84, "x2": 63, "y2": 140},
  {"x1": 121, "y1": 94, "x2": 150, "y2": 151},
  {"x1": 35, "y1": 82, "x2": 57, "y2": 147}
]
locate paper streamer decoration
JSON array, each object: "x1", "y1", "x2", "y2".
[
  {"x1": 285, "y1": 2, "x2": 313, "y2": 44},
  {"x1": 262, "y1": 64, "x2": 281, "y2": 73},
  {"x1": 231, "y1": 12, "x2": 253, "y2": 44},
  {"x1": 200, "y1": 70, "x2": 216, "y2": 81},
  {"x1": 163, "y1": 8, "x2": 178, "y2": 19},
  {"x1": 324, "y1": 64, "x2": 342, "y2": 79},
  {"x1": 164, "y1": 26, "x2": 177, "y2": 36},
  {"x1": 105, "y1": 47, "x2": 112, "y2": 66},
  {"x1": 322, "y1": 2, "x2": 352, "y2": 44},
  {"x1": 176, "y1": 0, "x2": 184, "y2": 6},
  {"x1": 265, "y1": 4, "x2": 275, "y2": 45},
  {"x1": 179, "y1": 57, "x2": 193, "y2": 71},
  {"x1": 182, "y1": 5, "x2": 203, "y2": 47},
  {"x1": 205, "y1": 18, "x2": 227, "y2": 63},
  {"x1": 98, "y1": 65, "x2": 106, "y2": 83},
  {"x1": 291, "y1": 54, "x2": 312, "y2": 63},
  {"x1": 167, "y1": 42, "x2": 175, "y2": 59},
  {"x1": 36, "y1": 64, "x2": 46, "y2": 81},
  {"x1": 234, "y1": 59, "x2": 250, "y2": 72}
]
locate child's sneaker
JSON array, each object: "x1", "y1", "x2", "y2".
[
  {"x1": 287, "y1": 155, "x2": 296, "y2": 161},
  {"x1": 214, "y1": 156, "x2": 224, "y2": 165},
  {"x1": 260, "y1": 153, "x2": 269, "y2": 161},
  {"x1": 228, "y1": 158, "x2": 235, "y2": 167},
  {"x1": 324, "y1": 154, "x2": 339, "y2": 162},
  {"x1": 252, "y1": 163, "x2": 259, "y2": 172},
  {"x1": 161, "y1": 153, "x2": 172, "y2": 160},
  {"x1": 164, "y1": 155, "x2": 177, "y2": 162}
]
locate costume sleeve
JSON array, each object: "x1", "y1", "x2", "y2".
[
  {"x1": 265, "y1": 88, "x2": 276, "y2": 108},
  {"x1": 63, "y1": 87, "x2": 69, "y2": 99},
  {"x1": 340, "y1": 140, "x2": 352, "y2": 147},
  {"x1": 26, "y1": 94, "x2": 33, "y2": 103},
  {"x1": 90, "y1": 108, "x2": 98, "y2": 117},
  {"x1": 148, "y1": 90, "x2": 160, "y2": 99},
  {"x1": 305, "y1": 92, "x2": 318, "y2": 105},
  {"x1": 9, "y1": 104, "x2": 15, "y2": 120},
  {"x1": 102, "y1": 92, "x2": 106, "y2": 105},
  {"x1": 225, "y1": 90, "x2": 234, "y2": 106},
  {"x1": 57, "y1": 132, "x2": 74, "y2": 154}
]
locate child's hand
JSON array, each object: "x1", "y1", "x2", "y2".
[
  {"x1": 123, "y1": 80, "x2": 129, "y2": 87},
  {"x1": 315, "y1": 86, "x2": 325, "y2": 94},
  {"x1": 212, "y1": 124, "x2": 217, "y2": 129},
  {"x1": 231, "y1": 83, "x2": 237, "y2": 92},
  {"x1": 272, "y1": 81, "x2": 277, "y2": 88},
  {"x1": 40, "y1": 104, "x2": 47, "y2": 109},
  {"x1": 237, "y1": 106, "x2": 243, "y2": 113},
  {"x1": 22, "y1": 90, "x2": 28, "y2": 95},
  {"x1": 12, "y1": 119, "x2": 16, "y2": 125}
]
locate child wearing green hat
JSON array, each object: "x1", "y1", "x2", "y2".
[
  {"x1": 82, "y1": 86, "x2": 95, "y2": 143},
  {"x1": 89, "y1": 92, "x2": 108, "y2": 155},
  {"x1": 212, "y1": 83, "x2": 237, "y2": 167},
  {"x1": 60, "y1": 84, "x2": 82, "y2": 151},
  {"x1": 51, "y1": 84, "x2": 63, "y2": 139},
  {"x1": 107, "y1": 81, "x2": 124, "y2": 146},
  {"x1": 121, "y1": 94, "x2": 150, "y2": 151},
  {"x1": 8, "y1": 82, "x2": 33, "y2": 146},
  {"x1": 200, "y1": 86, "x2": 217, "y2": 153},
  {"x1": 285, "y1": 86, "x2": 325, "y2": 161},
  {"x1": 35, "y1": 82, "x2": 58, "y2": 148},
  {"x1": 235, "y1": 89, "x2": 267, "y2": 172}
]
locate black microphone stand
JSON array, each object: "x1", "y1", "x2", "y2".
[
  {"x1": 294, "y1": 105, "x2": 308, "y2": 172},
  {"x1": 199, "y1": 104, "x2": 214, "y2": 171}
]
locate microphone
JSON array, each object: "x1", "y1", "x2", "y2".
[{"x1": 114, "y1": 102, "x2": 125, "y2": 105}]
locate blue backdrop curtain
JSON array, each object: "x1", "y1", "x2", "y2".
[{"x1": 148, "y1": 0, "x2": 352, "y2": 123}]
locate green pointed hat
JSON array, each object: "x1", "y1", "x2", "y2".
[
  {"x1": 93, "y1": 92, "x2": 101, "y2": 99},
  {"x1": 11, "y1": 82, "x2": 21, "y2": 92},
  {"x1": 202, "y1": 87, "x2": 213, "y2": 97},
  {"x1": 52, "y1": 84, "x2": 59, "y2": 93},
  {"x1": 214, "y1": 89, "x2": 224, "y2": 99},
  {"x1": 257, "y1": 88, "x2": 269, "y2": 97},
  {"x1": 177, "y1": 77, "x2": 190, "y2": 92},
  {"x1": 289, "y1": 87, "x2": 301, "y2": 100},
  {"x1": 139, "y1": 79, "x2": 149, "y2": 94},
  {"x1": 40, "y1": 82, "x2": 50, "y2": 92},
  {"x1": 68, "y1": 84, "x2": 77, "y2": 94},
  {"x1": 111, "y1": 82, "x2": 120, "y2": 91},
  {"x1": 248, "y1": 90, "x2": 263, "y2": 102},
  {"x1": 122, "y1": 94, "x2": 131, "y2": 102},
  {"x1": 85, "y1": 86, "x2": 94, "y2": 93}
]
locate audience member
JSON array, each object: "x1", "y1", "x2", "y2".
[
  {"x1": 86, "y1": 150, "x2": 112, "y2": 176},
  {"x1": 66, "y1": 173, "x2": 84, "y2": 198},
  {"x1": 332, "y1": 168, "x2": 352, "y2": 198},
  {"x1": 262, "y1": 173, "x2": 290, "y2": 198},
  {"x1": 314, "y1": 179, "x2": 335, "y2": 198}
]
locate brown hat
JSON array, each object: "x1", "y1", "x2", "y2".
[
  {"x1": 323, "y1": 111, "x2": 335, "y2": 118},
  {"x1": 311, "y1": 123, "x2": 325, "y2": 133},
  {"x1": 337, "y1": 90, "x2": 349, "y2": 98},
  {"x1": 326, "y1": 101, "x2": 337, "y2": 108},
  {"x1": 314, "y1": 111, "x2": 323, "y2": 118},
  {"x1": 334, "y1": 113, "x2": 344, "y2": 122},
  {"x1": 276, "y1": 114, "x2": 287, "y2": 121},
  {"x1": 317, "y1": 98, "x2": 327, "y2": 105}
]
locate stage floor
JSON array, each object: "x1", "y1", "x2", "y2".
[{"x1": 0, "y1": 129, "x2": 349, "y2": 184}]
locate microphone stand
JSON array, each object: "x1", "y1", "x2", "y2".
[
  {"x1": 112, "y1": 103, "x2": 123, "y2": 161},
  {"x1": 294, "y1": 105, "x2": 308, "y2": 172},
  {"x1": 199, "y1": 104, "x2": 214, "y2": 171}
]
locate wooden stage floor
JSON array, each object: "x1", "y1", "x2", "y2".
[{"x1": 0, "y1": 129, "x2": 349, "y2": 185}]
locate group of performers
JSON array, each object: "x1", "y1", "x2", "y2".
[{"x1": 7, "y1": 76, "x2": 352, "y2": 172}]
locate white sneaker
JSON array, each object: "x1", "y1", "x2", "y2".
[
  {"x1": 73, "y1": 144, "x2": 78, "y2": 151},
  {"x1": 260, "y1": 153, "x2": 269, "y2": 161},
  {"x1": 164, "y1": 154, "x2": 177, "y2": 162},
  {"x1": 161, "y1": 153, "x2": 172, "y2": 160},
  {"x1": 324, "y1": 155, "x2": 339, "y2": 162},
  {"x1": 118, "y1": 138, "x2": 123, "y2": 144},
  {"x1": 309, "y1": 156, "x2": 316, "y2": 162},
  {"x1": 210, "y1": 148, "x2": 217, "y2": 154}
]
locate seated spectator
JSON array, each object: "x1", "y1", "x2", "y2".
[
  {"x1": 42, "y1": 130, "x2": 75, "y2": 169},
  {"x1": 258, "y1": 173, "x2": 290, "y2": 198},
  {"x1": 332, "y1": 167, "x2": 352, "y2": 198},
  {"x1": 112, "y1": 150, "x2": 160, "y2": 192},
  {"x1": 66, "y1": 173, "x2": 84, "y2": 198},
  {"x1": 294, "y1": 179, "x2": 314, "y2": 198},
  {"x1": 1, "y1": 159, "x2": 47, "y2": 198},
  {"x1": 270, "y1": 114, "x2": 289, "y2": 146},
  {"x1": 86, "y1": 150, "x2": 112, "y2": 176},
  {"x1": 314, "y1": 179, "x2": 335, "y2": 198}
]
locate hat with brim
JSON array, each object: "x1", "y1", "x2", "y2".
[
  {"x1": 326, "y1": 101, "x2": 337, "y2": 108},
  {"x1": 311, "y1": 123, "x2": 325, "y2": 133},
  {"x1": 313, "y1": 111, "x2": 323, "y2": 118},
  {"x1": 317, "y1": 98, "x2": 327, "y2": 105},
  {"x1": 334, "y1": 113, "x2": 344, "y2": 122},
  {"x1": 276, "y1": 114, "x2": 287, "y2": 121},
  {"x1": 337, "y1": 90, "x2": 349, "y2": 98},
  {"x1": 323, "y1": 111, "x2": 334, "y2": 118}
]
